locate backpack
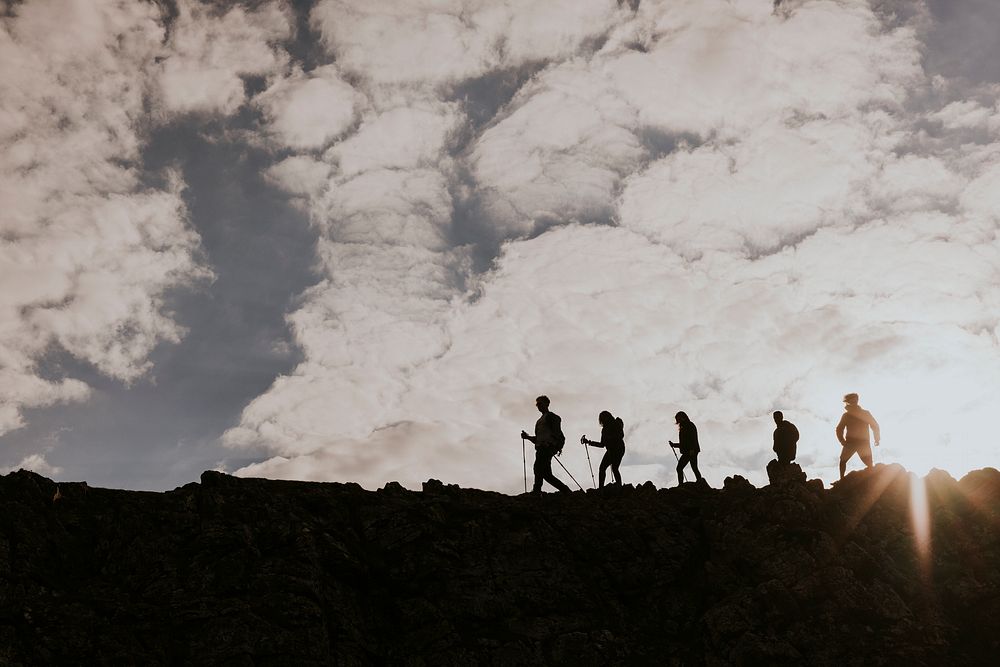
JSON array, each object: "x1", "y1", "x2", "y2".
[
  {"x1": 614, "y1": 417, "x2": 626, "y2": 449},
  {"x1": 548, "y1": 412, "x2": 566, "y2": 454}
]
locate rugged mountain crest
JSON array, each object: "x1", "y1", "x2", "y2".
[{"x1": 2, "y1": 464, "x2": 1000, "y2": 665}]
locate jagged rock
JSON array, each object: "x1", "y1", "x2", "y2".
[
  {"x1": 379, "y1": 481, "x2": 406, "y2": 495},
  {"x1": 2, "y1": 465, "x2": 1000, "y2": 664},
  {"x1": 766, "y1": 459, "x2": 807, "y2": 485},
  {"x1": 723, "y1": 474, "x2": 755, "y2": 492},
  {"x1": 422, "y1": 478, "x2": 445, "y2": 493}
]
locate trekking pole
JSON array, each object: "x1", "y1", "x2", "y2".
[
  {"x1": 553, "y1": 455, "x2": 584, "y2": 491},
  {"x1": 521, "y1": 437, "x2": 527, "y2": 493},
  {"x1": 667, "y1": 441, "x2": 682, "y2": 482},
  {"x1": 581, "y1": 436, "x2": 596, "y2": 488}
]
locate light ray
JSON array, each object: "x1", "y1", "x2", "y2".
[{"x1": 909, "y1": 473, "x2": 932, "y2": 582}]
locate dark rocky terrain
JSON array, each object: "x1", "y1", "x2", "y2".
[{"x1": 2, "y1": 463, "x2": 1000, "y2": 666}]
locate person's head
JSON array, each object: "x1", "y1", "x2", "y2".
[
  {"x1": 674, "y1": 411, "x2": 689, "y2": 425},
  {"x1": 843, "y1": 393, "x2": 859, "y2": 406},
  {"x1": 598, "y1": 410, "x2": 613, "y2": 426},
  {"x1": 773, "y1": 410, "x2": 783, "y2": 425},
  {"x1": 535, "y1": 395, "x2": 550, "y2": 413}
]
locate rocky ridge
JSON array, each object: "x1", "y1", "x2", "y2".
[{"x1": 2, "y1": 464, "x2": 1000, "y2": 665}]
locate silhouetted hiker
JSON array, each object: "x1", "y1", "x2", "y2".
[
  {"x1": 836, "y1": 392, "x2": 880, "y2": 480},
  {"x1": 582, "y1": 411, "x2": 626, "y2": 487},
  {"x1": 669, "y1": 411, "x2": 703, "y2": 485},
  {"x1": 772, "y1": 411, "x2": 799, "y2": 464},
  {"x1": 520, "y1": 395, "x2": 571, "y2": 494}
]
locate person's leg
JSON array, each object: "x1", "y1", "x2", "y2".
[
  {"x1": 539, "y1": 454, "x2": 571, "y2": 492},
  {"x1": 545, "y1": 470, "x2": 572, "y2": 492},
  {"x1": 599, "y1": 451, "x2": 611, "y2": 488},
  {"x1": 839, "y1": 445, "x2": 853, "y2": 480},
  {"x1": 532, "y1": 455, "x2": 545, "y2": 492},
  {"x1": 859, "y1": 442, "x2": 873, "y2": 469},
  {"x1": 676, "y1": 453, "x2": 689, "y2": 484},
  {"x1": 690, "y1": 453, "x2": 703, "y2": 481},
  {"x1": 611, "y1": 449, "x2": 624, "y2": 485}
]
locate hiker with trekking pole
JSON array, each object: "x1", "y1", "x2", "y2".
[
  {"x1": 581, "y1": 410, "x2": 626, "y2": 488},
  {"x1": 520, "y1": 395, "x2": 577, "y2": 494},
  {"x1": 669, "y1": 411, "x2": 704, "y2": 485}
]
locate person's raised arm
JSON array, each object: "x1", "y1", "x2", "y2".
[{"x1": 868, "y1": 411, "x2": 881, "y2": 445}]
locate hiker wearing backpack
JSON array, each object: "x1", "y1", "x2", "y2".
[
  {"x1": 582, "y1": 411, "x2": 626, "y2": 487},
  {"x1": 669, "y1": 411, "x2": 703, "y2": 485},
  {"x1": 520, "y1": 395, "x2": 572, "y2": 493},
  {"x1": 772, "y1": 411, "x2": 799, "y2": 464},
  {"x1": 836, "y1": 392, "x2": 880, "y2": 479}
]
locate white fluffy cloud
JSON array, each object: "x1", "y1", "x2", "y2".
[
  {"x1": 931, "y1": 100, "x2": 1000, "y2": 133},
  {"x1": 0, "y1": 0, "x2": 216, "y2": 437},
  {"x1": 256, "y1": 65, "x2": 361, "y2": 149},
  {"x1": 1, "y1": 0, "x2": 297, "y2": 445},
  {"x1": 219, "y1": 0, "x2": 1000, "y2": 491},
  {"x1": 328, "y1": 104, "x2": 463, "y2": 177},
  {"x1": 310, "y1": 0, "x2": 626, "y2": 85},
  {"x1": 227, "y1": 96, "x2": 468, "y2": 454},
  {"x1": 606, "y1": 0, "x2": 919, "y2": 135},
  {"x1": 238, "y1": 217, "x2": 1000, "y2": 490},
  {"x1": 154, "y1": 0, "x2": 290, "y2": 115},
  {"x1": 2, "y1": 452, "x2": 63, "y2": 477},
  {"x1": 470, "y1": 60, "x2": 644, "y2": 234}
]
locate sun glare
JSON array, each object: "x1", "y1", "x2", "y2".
[
  {"x1": 908, "y1": 473, "x2": 932, "y2": 580},
  {"x1": 839, "y1": 352, "x2": 997, "y2": 480}
]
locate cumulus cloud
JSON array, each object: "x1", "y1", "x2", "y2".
[
  {"x1": 309, "y1": 0, "x2": 627, "y2": 85},
  {"x1": 154, "y1": 0, "x2": 291, "y2": 116},
  {"x1": 930, "y1": 100, "x2": 1000, "y2": 132},
  {"x1": 1, "y1": 452, "x2": 63, "y2": 477},
  {"x1": 328, "y1": 103, "x2": 463, "y2": 177},
  {"x1": 255, "y1": 65, "x2": 361, "y2": 150},
  {"x1": 0, "y1": 0, "x2": 299, "y2": 449},
  {"x1": 0, "y1": 0, "x2": 219, "y2": 437},
  {"x1": 470, "y1": 60, "x2": 644, "y2": 234},
  {"x1": 264, "y1": 155, "x2": 332, "y2": 199},
  {"x1": 217, "y1": 0, "x2": 1000, "y2": 491},
  {"x1": 228, "y1": 96, "x2": 468, "y2": 453},
  {"x1": 238, "y1": 218, "x2": 1000, "y2": 490},
  {"x1": 610, "y1": 0, "x2": 919, "y2": 134}
]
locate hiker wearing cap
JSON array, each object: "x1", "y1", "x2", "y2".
[
  {"x1": 836, "y1": 393, "x2": 880, "y2": 479},
  {"x1": 520, "y1": 395, "x2": 571, "y2": 494},
  {"x1": 669, "y1": 411, "x2": 703, "y2": 485},
  {"x1": 772, "y1": 411, "x2": 799, "y2": 464},
  {"x1": 582, "y1": 411, "x2": 626, "y2": 487}
]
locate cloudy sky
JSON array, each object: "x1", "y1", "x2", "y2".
[{"x1": 2, "y1": 0, "x2": 999, "y2": 492}]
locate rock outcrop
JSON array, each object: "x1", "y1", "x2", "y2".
[
  {"x1": 2, "y1": 464, "x2": 1000, "y2": 665},
  {"x1": 766, "y1": 459, "x2": 808, "y2": 485}
]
